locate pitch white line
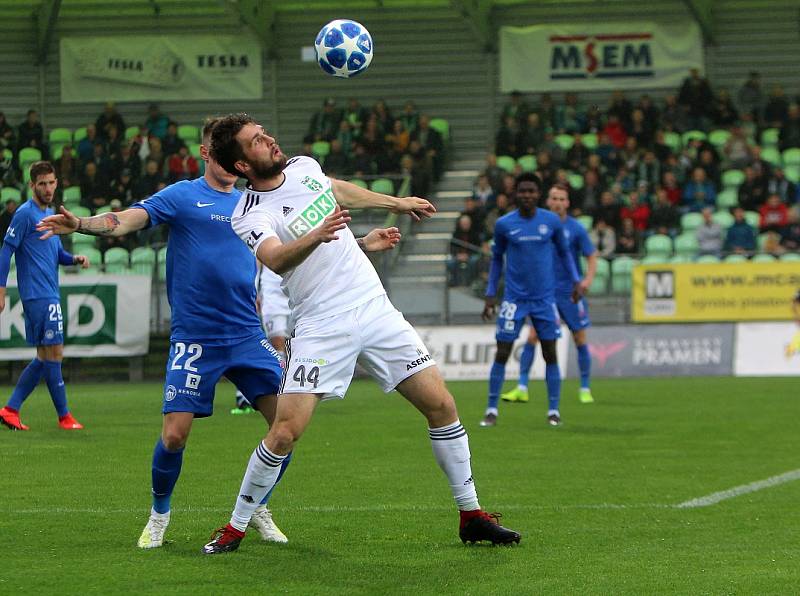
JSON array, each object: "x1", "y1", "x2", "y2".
[{"x1": 675, "y1": 468, "x2": 800, "y2": 509}]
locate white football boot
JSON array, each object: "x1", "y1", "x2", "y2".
[{"x1": 248, "y1": 506, "x2": 288, "y2": 543}]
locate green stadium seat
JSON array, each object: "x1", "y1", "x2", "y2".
[
  {"x1": 641, "y1": 255, "x2": 668, "y2": 265},
  {"x1": 610, "y1": 256, "x2": 636, "y2": 293},
  {"x1": 516, "y1": 155, "x2": 536, "y2": 172},
  {"x1": 721, "y1": 169, "x2": 745, "y2": 190},
  {"x1": 782, "y1": 148, "x2": 800, "y2": 167},
  {"x1": 708, "y1": 129, "x2": 730, "y2": 149},
  {"x1": 496, "y1": 155, "x2": 516, "y2": 173},
  {"x1": 555, "y1": 134, "x2": 574, "y2": 151},
  {"x1": 682, "y1": 130, "x2": 707, "y2": 145},
  {"x1": 72, "y1": 233, "x2": 96, "y2": 250},
  {"x1": 716, "y1": 189, "x2": 738, "y2": 209},
  {"x1": 348, "y1": 179, "x2": 368, "y2": 189},
  {"x1": 723, "y1": 254, "x2": 747, "y2": 263},
  {"x1": 780, "y1": 252, "x2": 800, "y2": 262},
  {"x1": 752, "y1": 253, "x2": 776, "y2": 263},
  {"x1": 645, "y1": 234, "x2": 673, "y2": 257},
  {"x1": 744, "y1": 211, "x2": 760, "y2": 230},
  {"x1": 681, "y1": 212, "x2": 703, "y2": 232},
  {"x1": 49, "y1": 128, "x2": 72, "y2": 156},
  {"x1": 103, "y1": 247, "x2": 130, "y2": 274},
  {"x1": 581, "y1": 133, "x2": 598, "y2": 150},
  {"x1": 588, "y1": 274, "x2": 607, "y2": 295},
  {"x1": 674, "y1": 233, "x2": 699, "y2": 257},
  {"x1": 568, "y1": 172, "x2": 584, "y2": 190},
  {"x1": 62, "y1": 186, "x2": 81, "y2": 205},
  {"x1": 73, "y1": 127, "x2": 87, "y2": 143},
  {"x1": 429, "y1": 118, "x2": 450, "y2": 141},
  {"x1": 95, "y1": 206, "x2": 112, "y2": 215},
  {"x1": 757, "y1": 233, "x2": 769, "y2": 251},
  {"x1": 663, "y1": 132, "x2": 681, "y2": 154},
  {"x1": 370, "y1": 178, "x2": 395, "y2": 195},
  {"x1": 712, "y1": 210, "x2": 734, "y2": 229},
  {"x1": 670, "y1": 255, "x2": 692, "y2": 264},
  {"x1": 77, "y1": 247, "x2": 102, "y2": 274},
  {"x1": 696, "y1": 254, "x2": 720, "y2": 264},
  {"x1": 125, "y1": 126, "x2": 140, "y2": 141},
  {"x1": 131, "y1": 246, "x2": 156, "y2": 275},
  {"x1": 177, "y1": 125, "x2": 199, "y2": 144},
  {"x1": 70, "y1": 206, "x2": 91, "y2": 218},
  {"x1": 784, "y1": 165, "x2": 800, "y2": 184},
  {"x1": 158, "y1": 247, "x2": 169, "y2": 281},
  {"x1": 311, "y1": 141, "x2": 330, "y2": 159},
  {"x1": 761, "y1": 147, "x2": 782, "y2": 167},
  {"x1": 761, "y1": 128, "x2": 779, "y2": 147},
  {"x1": 19, "y1": 147, "x2": 42, "y2": 172},
  {"x1": 577, "y1": 215, "x2": 592, "y2": 230},
  {"x1": 188, "y1": 143, "x2": 202, "y2": 160},
  {"x1": 1, "y1": 187, "x2": 21, "y2": 202},
  {"x1": 52, "y1": 145, "x2": 65, "y2": 160}
]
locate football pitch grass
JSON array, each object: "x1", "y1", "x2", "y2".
[{"x1": 2, "y1": 377, "x2": 798, "y2": 595}]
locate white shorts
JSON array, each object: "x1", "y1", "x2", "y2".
[
  {"x1": 280, "y1": 294, "x2": 435, "y2": 400},
  {"x1": 264, "y1": 314, "x2": 291, "y2": 339}
]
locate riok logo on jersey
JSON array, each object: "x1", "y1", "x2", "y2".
[{"x1": 286, "y1": 189, "x2": 337, "y2": 239}]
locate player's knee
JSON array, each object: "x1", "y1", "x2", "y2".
[
  {"x1": 162, "y1": 428, "x2": 189, "y2": 451},
  {"x1": 494, "y1": 341, "x2": 513, "y2": 363},
  {"x1": 423, "y1": 392, "x2": 458, "y2": 428},
  {"x1": 541, "y1": 340, "x2": 558, "y2": 364},
  {"x1": 268, "y1": 422, "x2": 300, "y2": 454}
]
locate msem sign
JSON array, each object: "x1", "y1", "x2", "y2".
[
  {"x1": 550, "y1": 34, "x2": 653, "y2": 80},
  {"x1": 500, "y1": 21, "x2": 703, "y2": 93}
]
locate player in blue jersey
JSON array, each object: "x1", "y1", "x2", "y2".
[
  {"x1": 480, "y1": 173, "x2": 582, "y2": 428},
  {"x1": 0, "y1": 161, "x2": 90, "y2": 431},
  {"x1": 37, "y1": 118, "x2": 402, "y2": 549},
  {"x1": 502, "y1": 183, "x2": 597, "y2": 405}
]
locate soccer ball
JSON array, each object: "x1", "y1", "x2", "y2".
[{"x1": 314, "y1": 19, "x2": 373, "y2": 78}]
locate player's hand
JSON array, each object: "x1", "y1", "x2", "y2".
[
  {"x1": 571, "y1": 282, "x2": 585, "y2": 304},
  {"x1": 74, "y1": 255, "x2": 90, "y2": 269},
  {"x1": 579, "y1": 278, "x2": 591, "y2": 295},
  {"x1": 311, "y1": 209, "x2": 351, "y2": 243},
  {"x1": 36, "y1": 206, "x2": 80, "y2": 239},
  {"x1": 0, "y1": 287, "x2": 5, "y2": 313},
  {"x1": 482, "y1": 296, "x2": 497, "y2": 322},
  {"x1": 362, "y1": 227, "x2": 401, "y2": 252},
  {"x1": 392, "y1": 197, "x2": 436, "y2": 221}
]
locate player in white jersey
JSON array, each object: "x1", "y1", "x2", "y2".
[{"x1": 201, "y1": 113, "x2": 520, "y2": 553}]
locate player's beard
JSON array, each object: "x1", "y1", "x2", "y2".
[
  {"x1": 33, "y1": 188, "x2": 54, "y2": 206},
  {"x1": 250, "y1": 154, "x2": 287, "y2": 179}
]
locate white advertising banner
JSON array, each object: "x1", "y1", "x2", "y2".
[
  {"x1": 734, "y1": 322, "x2": 800, "y2": 376},
  {"x1": 60, "y1": 34, "x2": 263, "y2": 102},
  {"x1": 0, "y1": 273, "x2": 151, "y2": 359},
  {"x1": 500, "y1": 21, "x2": 704, "y2": 93},
  {"x1": 416, "y1": 325, "x2": 570, "y2": 381}
]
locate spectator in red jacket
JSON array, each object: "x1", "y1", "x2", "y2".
[
  {"x1": 759, "y1": 193, "x2": 789, "y2": 233},
  {"x1": 167, "y1": 145, "x2": 199, "y2": 183},
  {"x1": 602, "y1": 114, "x2": 628, "y2": 149},
  {"x1": 620, "y1": 191, "x2": 651, "y2": 232}
]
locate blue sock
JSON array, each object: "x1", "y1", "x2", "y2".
[
  {"x1": 577, "y1": 344, "x2": 591, "y2": 390},
  {"x1": 151, "y1": 439, "x2": 184, "y2": 514},
  {"x1": 260, "y1": 450, "x2": 293, "y2": 506},
  {"x1": 42, "y1": 360, "x2": 69, "y2": 418},
  {"x1": 7, "y1": 358, "x2": 44, "y2": 411},
  {"x1": 518, "y1": 343, "x2": 535, "y2": 388},
  {"x1": 545, "y1": 363, "x2": 561, "y2": 412},
  {"x1": 487, "y1": 362, "x2": 506, "y2": 410}
]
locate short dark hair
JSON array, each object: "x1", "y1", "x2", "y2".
[
  {"x1": 29, "y1": 160, "x2": 55, "y2": 182},
  {"x1": 201, "y1": 117, "x2": 221, "y2": 144},
  {"x1": 210, "y1": 113, "x2": 257, "y2": 177},
  {"x1": 550, "y1": 182, "x2": 570, "y2": 193},
  {"x1": 515, "y1": 172, "x2": 542, "y2": 191}
]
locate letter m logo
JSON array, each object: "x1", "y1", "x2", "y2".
[{"x1": 646, "y1": 271, "x2": 674, "y2": 298}]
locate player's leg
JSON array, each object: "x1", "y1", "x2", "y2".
[
  {"x1": 502, "y1": 327, "x2": 538, "y2": 403},
  {"x1": 557, "y1": 294, "x2": 593, "y2": 404},
  {"x1": 38, "y1": 343, "x2": 82, "y2": 429},
  {"x1": 532, "y1": 300, "x2": 563, "y2": 426},
  {"x1": 484, "y1": 299, "x2": 526, "y2": 425},
  {"x1": 573, "y1": 329, "x2": 593, "y2": 403}
]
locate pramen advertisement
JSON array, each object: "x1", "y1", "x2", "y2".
[
  {"x1": 500, "y1": 21, "x2": 703, "y2": 93},
  {"x1": 0, "y1": 274, "x2": 151, "y2": 359},
  {"x1": 60, "y1": 35, "x2": 263, "y2": 102}
]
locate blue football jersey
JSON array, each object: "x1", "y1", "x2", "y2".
[
  {"x1": 554, "y1": 216, "x2": 595, "y2": 296},
  {"x1": 132, "y1": 178, "x2": 262, "y2": 342},
  {"x1": 486, "y1": 208, "x2": 579, "y2": 301},
  {"x1": 3, "y1": 201, "x2": 63, "y2": 301}
]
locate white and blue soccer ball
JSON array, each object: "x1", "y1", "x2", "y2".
[{"x1": 314, "y1": 19, "x2": 373, "y2": 78}]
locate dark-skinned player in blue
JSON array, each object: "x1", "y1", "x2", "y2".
[{"x1": 480, "y1": 174, "x2": 582, "y2": 428}]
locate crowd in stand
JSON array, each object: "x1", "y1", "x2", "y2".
[{"x1": 449, "y1": 69, "x2": 800, "y2": 287}]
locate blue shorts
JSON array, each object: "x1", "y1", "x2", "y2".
[
  {"x1": 495, "y1": 297, "x2": 561, "y2": 343},
  {"x1": 162, "y1": 333, "x2": 283, "y2": 418},
  {"x1": 23, "y1": 298, "x2": 64, "y2": 346},
  {"x1": 555, "y1": 294, "x2": 590, "y2": 332}
]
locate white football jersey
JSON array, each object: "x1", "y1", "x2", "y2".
[
  {"x1": 258, "y1": 264, "x2": 290, "y2": 319},
  {"x1": 232, "y1": 156, "x2": 385, "y2": 323}
]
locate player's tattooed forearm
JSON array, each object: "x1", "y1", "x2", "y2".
[{"x1": 78, "y1": 213, "x2": 121, "y2": 236}]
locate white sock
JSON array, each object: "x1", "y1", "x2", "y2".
[
  {"x1": 548, "y1": 409, "x2": 560, "y2": 417},
  {"x1": 428, "y1": 420, "x2": 480, "y2": 511},
  {"x1": 229, "y1": 441, "x2": 286, "y2": 532},
  {"x1": 484, "y1": 407, "x2": 498, "y2": 416},
  {"x1": 150, "y1": 507, "x2": 169, "y2": 521},
  {"x1": 517, "y1": 384, "x2": 527, "y2": 391}
]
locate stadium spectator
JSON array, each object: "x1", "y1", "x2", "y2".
[
  {"x1": 54, "y1": 145, "x2": 79, "y2": 188},
  {"x1": 761, "y1": 230, "x2": 786, "y2": 257},
  {"x1": 780, "y1": 208, "x2": 800, "y2": 250},
  {"x1": 145, "y1": 136, "x2": 166, "y2": 173},
  {"x1": 385, "y1": 120, "x2": 410, "y2": 155},
  {"x1": 678, "y1": 68, "x2": 713, "y2": 130},
  {"x1": 778, "y1": 104, "x2": 800, "y2": 151},
  {"x1": 737, "y1": 72, "x2": 764, "y2": 123},
  {"x1": 399, "y1": 153, "x2": 430, "y2": 198},
  {"x1": 472, "y1": 174, "x2": 496, "y2": 207},
  {"x1": 0, "y1": 148, "x2": 16, "y2": 187},
  {"x1": 650, "y1": 187, "x2": 681, "y2": 235},
  {"x1": 696, "y1": 207, "x2": 724, "y2": 257},
  {"x1": 97, "y1": 200, "x2": 133, "y2": 253},
  {"x1": 0, "y1": 199, "x2": 17, "y2": 240},
  {"x1": 484, "y1": 192, "x2": 510, "y2": 239},
  {"x1": 661, "y1": 94, "x2": 687, "y2": 132},
  {"x1": 410, "y1": 115, "x2": 444, "y2": 179},
  {"x1": 80, "y1": 161, "x2": 110, "y2": 211},
  {"x1": 589, "y1": 218, "x2": 615, "y2": 257},
  {"x1": 759, "y1": 193, "x2": 789, "y2": 233},
  {"x1": 306, "y1": 97, "x2": 341, "y2": 143},
  {"x1": 723, "y1": 126, "x2": 752, "y2": 169},
  {"x1": 725, "y1": 207, "x2": 757, "y2": 254},
  {"x1": 117, "y1": 142, "x2": 142, "y2": 182},
  {"x1": 167, "y1": 145, "x2": 199, "y2": 183},
  {"x1": 0, "y1": 112, "x2": 15, "y2": 150},
  {"x1": 17, "y1": 109, "x2": 44, "y2": 152},
  {"x1": 637, "y1": 94, "x2": 661, "y2": 128},
  {"x1": 77, "y1": 124, "x2": 98, "y2": 162},
  {"x1": 572, "y1": 169, "x2": 604, "y2": 216},
  {"x1": 566, "y1": 134, "x2": 591, "y2": 172},
  {"x1": 322, "y1": 139, "x2": 350, "y2": 177},
  {"x1": 595, "y1": 132, "x2": 620, "y2": 172},
  {"x1": 766, "y1": 168, "x2": 797, "y2": 204},
  {"x1": 593, "y1": 191, "x2": 621, "y2": 232},
  {"x1": 695, "y1": 148, "x2": 721, "y2": 191},
  {"x1": 583, "y1": 104, "x2": 603, "y2": 133},
  {"x1": 495, "y1": 116, "x2": 519, "y2": 157},
  {"x1": 628, "y1": 108, "x2": 654, "y2": 147},
  {"x1": 397, "y1": 100, "x2": 419, "y2": 134},
  {"x1": 109, "y1": 169, "x2": 136, "y2": 205},
  {"x1": 711, "y1": 89, "x2": 739, "y2": 127},
  {"x1": 517, "y1": 112, "x2": 545, "y2": 156},
  {"x1": 534, "y1": 93, "x2": 556, "y2": 130},
  {"x1": 738, "y1": 166, "x2": 768, "y2": 211},
  {"x1": 482, "y1": 154, "x2": 506, "y2": 193},
  {"x1": 620, "y1": 191, "x2": 650, "y2": 232},
  {"x1": 652, "y1": 131, "x2": 673, "y2": 162},
  {"x1": 764, "y1": 85, "x2": 789, "y2": 128},
  {"x1": 447, "y1": 214, "x2": 482, "y2": 287},
  {"x1": 556, "y1": 93, "x2": 584, "y2": 134},
  {"x1": 161, "y1": 122, "x2": 184, "y2": 157},
  {"x1": 602, "y1": 114, "x2": 627, "y2": 149},
  {"x1": 749, "y1": 145, "x2": 773, "y2": 181},
  {"x1": 90, "y1": 142, "x2": 113, "y2": 182},
  {"x1": 335, "y1": 120, "x2": 354, "y2": 156},
  {"x1": 105, "y1": 124, "x2": 123, "y2": 168},
  {"x1": 95, "y1": 102, "x2": 126, "y2": 141},
  {"x1": 343, "y1": 98, "x2": 369, "y2": 135},
  {"x1": 637, "y1": 150, "x2": 661, "y2": 190},
  {"x1": 500, "y1": 91, "x2": 530, "y2": 126},
  {"x1": 349, "y1": 142, "x2": 375, "y2": 177},
  {"x1": 461, "y1": 196, "x2": 487, "y2": 234},
  {"x1": 616, "y1": 217, "x2": 640, "y2": 254},
  {"x1": 370, "y1": 99, "x2": 393, "y2": 134},
  {"x1": 534, "y1": 151, "x2": 556, "y2": 190},
  {"x1": 607, "y1": 90, "x2": 633, "y2": 129},
  {"x1": 683, "y1": 167, "x2": 717, "y2": 212},
  {"x1": 144, "y1": 104, "x2": 169, "y2": 140},
  {"x1": 360, "y1": 117, "x2": 385, "y2": 158},
  {"x1": 135, "y1": 159, "x2": 166, "y2": 199}
]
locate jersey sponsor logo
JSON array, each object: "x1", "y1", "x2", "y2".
[
  {"x1": 165, "y1": 385, "x2": 177, "y2": 401},
  {"x1": 286, "y1": 189, "x2": 337, "y2": 239},
  {"x1": 185, "y1": 373, "x2": 201, "y2": 389},
  {"x1": 406, "y1": 353, "x2": 432, "y2": 371},
  {"x1": 300, "y1": 176, "x2": 324, "y2": 193},
  {"x1": 282, "y1": 206, "x2": 294, "y2": 216},
  {"x1": 211, "y1": 214, "x2": 231, "y2": 222},
  {"x1": 246, "y1": 230, "x2": 264, "y2": 249},
  {"x1": 293, "y1": 356, "x2": 329, "y2": 366},
  {"x1": 196, "y1": 201, "x2": 215, "y2": 208}
]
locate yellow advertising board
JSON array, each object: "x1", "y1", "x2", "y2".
[{"x1": 632, "y1": 261, "x2": 800, "y2": 322}]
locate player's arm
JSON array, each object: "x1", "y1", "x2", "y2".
[
  {"x1": 254, "y1": 209, "x2": 351, "y2": 275},
  {"x1": 36, "y1": 206, "x2": 149, "y2": 238},
  {"x1": 482, "y1": 225, "x2": 507, "y2": 321},
  {"x1": 57, "y1": 238, "x2": 91, "y2": 270},
  {"x1": 0, "y1": 211, "x2": 28, "y2": 312},
  {"x1": 0, "y1": 242, "x2": 13, "y2": 312},
  {"x1": 553, "y1": 223, "x2": 582, "y2": 302},
  {"x1": 330, "y1": 178, "x2": 436, "y2": 221},
  {"x1": 579, "y1": 228, "x2": 598, "y2": 294},
  {"x1": 357, "y1": 227, "x2": 401, "y2": 252}
]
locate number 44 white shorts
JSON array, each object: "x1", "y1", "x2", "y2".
[{"x1": 279, "y1": 294, "x2": 436, "y2": 400}]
